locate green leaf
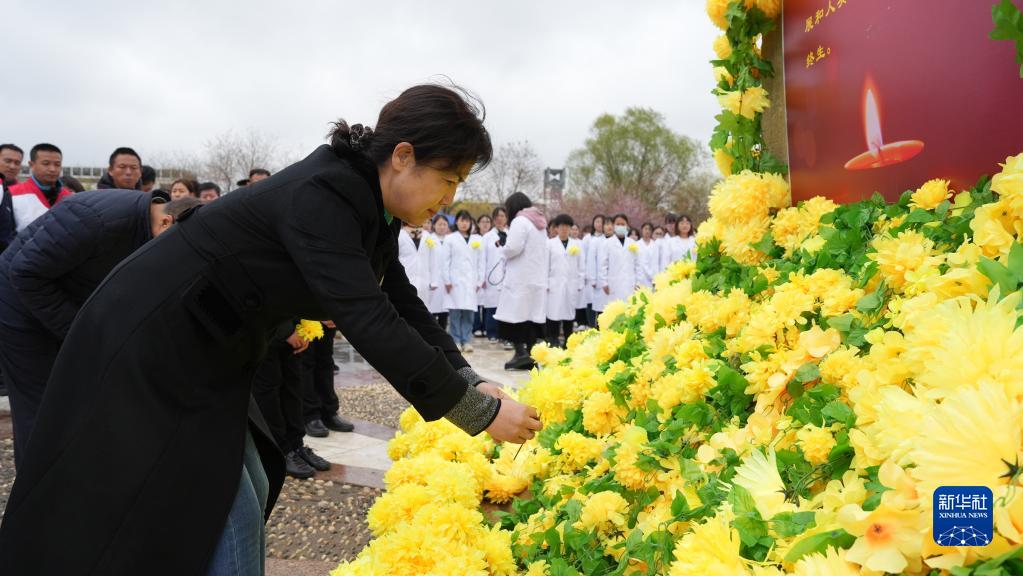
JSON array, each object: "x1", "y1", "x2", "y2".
[
  {"x1": 906, "y1": 208, "x2": 934, "y2": 223},
  {"x1": 979, "y1": 256, "x2": 1019, "y2": 296},
  {"x1": 1008, "y1": 242, "x2": 1023, "y2": 279},
  {"x1": 671, "y1": 489, "x2": 691, "y2": 517},
  {"x1": 783, "y1": 529, "x2": 857, "y2": 563},
  {"x1": 794, "y1": 362, "x2": 820, "y2": 384},
  {"x1": 822, "y1": 400, "x2": 856, "y2": 427},
  {"x1": 825, "y1": 314, "x2": 854, "y2": 333},
  {"x1": 728, "y1": 484, "x2": 757, "y2": 516},
  {"x1": 855, "y1": 290, "x2": 883, "y2": 314},
  {"x1": 771, "y1": 511, "x2": 817, "y2": 537}
]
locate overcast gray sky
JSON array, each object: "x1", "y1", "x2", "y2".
[{"x1": 5, "y1": 0, "x2": 719, "y2": 169}]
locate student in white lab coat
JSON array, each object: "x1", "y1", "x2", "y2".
[
  {"x1": 676, "y1": 215, "x2": 698, "y2": 262},
  {"x1": 659, "y1": 213, "x2": 679, "y2": 272},
  {"x1": 570, "y1": 223, "x2": 587, "y2": 327},
  {"x1": 471, "y1": 214, "x2": 493, "y2": 337},
  {"x1": 443, "y1": 210, "x2": 482, "y2": 352},
  {"x1": 598, "y1": 213, "x2": 641, "y2": 306},
  {"x1": 494, "y1": 193, "x2": 548, "y2": 370},
  {"x1": 427, "y1": 214, "x2": 451, "y2": 329},
  {"x1": 584, "y1": 215, "x2": 606, "y2": 322},
  {"x1": 479, "y1": 207, "x2": 507, "y2": 341},
  {"x1": 590, "y1": 216, "x2": 615, "y2": 314},
  {"x1": 636, "y1": 222, "x2": 660, "y2": 288},
  {"x1": 397, "y1": 224, "x2": 421, "y2": 288},
  {"x1": 545, "y1": 214, "x2": 584, "y2": 347}
]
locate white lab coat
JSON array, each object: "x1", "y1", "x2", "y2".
[
  {"x1": 479, "y1": 228, "x2": 505, "y2": 309},
  {"x1": 598, "y1": 236, "x2": 640, "y2": 306},
  {"x1": 546, "y1": 237, "x2": 584, "y2": 321},
  {"x1": 636, "y1": 238, "x2": 660, "y2": 287},
  {"x1": 580, "y1": 234, "x2": 595, "y2": 306},
  {"x1": 659, "y1": 234, "x2": 698, "y2": 271},
  {"x1": 495, "y1": 214, "x2": 548, "y2": 324},
  {"x1": 417, "y1": 232, "x2": 447, "y2": 314},
  {"x1": 442, "y1": 232, "x2": 480, "y2": 311},
  {"x1": 589, "y1": 235, "x2": 611, "y2": 311},
  {"x1": 397, "y1": 228, "x2": 420, "y2": 288}
]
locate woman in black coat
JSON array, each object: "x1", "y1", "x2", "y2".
[{"x1": 0, "y1": 84, "x2": 542, "y2": 575}]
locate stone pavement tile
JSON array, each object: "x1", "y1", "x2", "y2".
[
  {"x1": 304, "y1": 432, "x2": 392, "y2": 472},
  {"x1": 267, "y1": 557, "x2": 337, "y2": 576},
  {"x1": 315, "y1": 463, "x2": 385, "y2": 490}
]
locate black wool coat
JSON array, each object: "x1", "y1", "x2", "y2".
[
  {"x1": 0, "y1": 145, "x2": 474, "y2": 575},
  {"x1": 0, "y1": 188, "x2": 156, "y2": 338}
]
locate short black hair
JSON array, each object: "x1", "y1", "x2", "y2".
[
  {"x1": 163, "y1": 196, "x2": 203, "y2": 218},
  {"x1": 491, "y1": 206, "x2": 507, "y2": 220},
  {"x1": 248, "y1": 168, "x2": 271, "y2": 178},
  {"x1": 197, "y1": 182, "x2": 221, "y2": 196},
  {"x1": 454, "y1": 209, "x2": 474, "y2": 223},
  {"x1": 109, "y1": 147, "x2": 141, "y2": 166},
  {"x1": 0, "y1": 144, "x2": 24, "y2": 157},
  {"x1": 641, "y1": 222, "x2": 653, "y2": 231},
  {"x1": 30, "y1": 143, "x2": 62, "y2": 162},
  {"x1": 141, "y1": 165, "x2": 156, "y2": 185},
  {"x1": 664, "y1": 212, "x2": 678, "y2": 223},
  {"x1": 612, "y1": 212, "x2": 629, "y2": 224},
  {"x1": 552, "y1": 213, "x2": 574, "y2": 227},
  {"x1": 505, "y1": 192, "x2": 533, "y2": 222}
]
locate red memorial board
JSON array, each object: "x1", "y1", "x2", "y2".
[{"x1": 783, "y1": 0, "x2": 1023, "y2": 203}]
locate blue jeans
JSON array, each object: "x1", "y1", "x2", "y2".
[
  {"x1": 483, "y1": 307, "x2": 499, "y2": 339},
  {"x1": 206, "y1": 430, "x2": 269, "y2": 576},
  {"x1": 448, "y1": 309, "x2": 474, "y2": 346}
]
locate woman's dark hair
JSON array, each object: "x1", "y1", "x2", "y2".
[
  {"x1": 171, "y1": 178, "x2": 198, "y2": 197},
  {"x1": 591, "y1": 214, "x2": 605, "y2": 229},
  {"x1": 432, "y1": 213, "x2": 450, "y2": 227},
  {"x1": 641, "y1": 222, "x2": 653, "y2": 232},
  {"x1": 454, "y1": 209, "x2": 474, "y2": 223},
  {"x1": 491, "y1": 206, "x2": 507, "y2": 220},
  {"x1": 477, "y1": 214, "x2": 492, "y2": 224},
  {"x1": 612, "y1": 212, "x2": 629, "y2": 224},
  {"x1": 328, "y1": 83, "x2": 493, "y2": 176},
  {"x1": 677, "y1": 215, "x2": 694, "y2": 238},
  {"x1": 505, "y1": 192, "x2": 533, "y2": 221}
]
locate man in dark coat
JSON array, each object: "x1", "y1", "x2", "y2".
[
  {"x1": 0, "y1": 143, "x2": 539, "y2": 574},
  {"x1": 0, "y1": 189, "x2": 199, "y2": 467}
]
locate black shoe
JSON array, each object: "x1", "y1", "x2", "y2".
[
  {"x1": 504, "y1": 343, "x2": 534, "y2": 370},
  {"x1": 305, "y1": 419, "x2": 329, "y2": 438},
  {"x1": 298, "y1": 445, "x2": 331, "y2": 471},
  {"x1": 333, "y1": 363, "x2": 340, "y2": 375},
  {"x1": 285, "y1": 450, "x2": 315, "y2": 479},
  {"x1": 323, "y1": 414, "x2": 355, "y2": 432}
]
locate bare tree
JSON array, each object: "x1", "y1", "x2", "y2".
[
  {"x1": 471, "y1": 140, "x2": 543, "y2": 202},
  {"x1": 202, "y1": 129, "x2": 281, "y2": 192}
]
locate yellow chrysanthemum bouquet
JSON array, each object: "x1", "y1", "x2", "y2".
[{"x1": 333, "y1": 1, "x2": 1023, "y2": 574}]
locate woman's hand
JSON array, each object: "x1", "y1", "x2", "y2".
[
  {"x1": 445, "y1": 284, "x2": 453, "y2": 293},
  {"x1": 286, "y1": 331, "x2": 310, "y2": 354},
  {"x1": 486, "y1": 397, "x2": 542, "y2": 444},
  {"x1": 603, "y1": 286, "x2": 610, "y2": 295}
]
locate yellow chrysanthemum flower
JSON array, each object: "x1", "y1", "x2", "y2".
[
  {"x1": 668, "y1": 513, "x2": 748, "y2": 575},
  {"x1": 713, "y1": 35, "x2": 732, "y2": 59},
  {"x1": 910, "y1": 178, "x2": 951, "y2": 210},
  {"x1": 295, "y1": 319, "x2": 325, "y2": 341},
  {"x1": 576, "y1": 490, "x2": 629, "y2": 533}
]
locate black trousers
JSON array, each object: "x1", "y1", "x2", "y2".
[
  {"x1": 251, "y1": 341, "x2": 305, "y2": 454},
  {"x1": 0, "y1": 297, "x2": 61, "y2": 469},
  {"x1": 301, "y1": 326, "x2": 340, "y2": 423},
  {"x1": 546, "y1": 319, "x2": 574, "y2": 346},
  {"x1": 498, "y1": 321, "x2": 543, "y2": 346},
  {"x1": 434, "y1": 312, "x2": 449, "y2": 330}
]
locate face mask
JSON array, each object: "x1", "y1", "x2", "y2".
[{"x1": 614, "y1": 225, "x2": 628, "y2": 238}]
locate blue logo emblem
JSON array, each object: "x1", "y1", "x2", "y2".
[{"x1": 933, "y1": 486, "x2": 993, "y2": 547}]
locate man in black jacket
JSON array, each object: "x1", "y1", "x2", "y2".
[
  {"x1": 95, "y1": 147, "x2": 143, "y2": 190},
  {"x1": 0, "y1": 189, "x2": 199, "y2": 467}
]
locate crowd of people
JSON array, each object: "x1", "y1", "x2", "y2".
[
  {"x1": 397, "y1": 192, "x2": 698, "y2": 371},
  {"x1": 0, "y1": 141, "x2": 349, "y2": 482}
]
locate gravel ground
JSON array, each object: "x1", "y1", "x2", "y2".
[
  {"x1": 0, "y1": 436, "x2": 13, "y2": 514},
  {"x1": 337, "y1": 383, "x2": 409, "y2": 430},
  {"x1": 266, "y1": 477, "x2": 380, "y2": 563}
]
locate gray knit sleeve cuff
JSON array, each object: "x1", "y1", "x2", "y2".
[
  {"x1": 444, "y1": 383, "x2": 501, "y2": 436},
  {"x1": 457, "y1": 366, "x2": 486, "y2": 387}
]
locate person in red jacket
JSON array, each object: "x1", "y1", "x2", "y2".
[{"x1": 9, "y1": 143, "x2": 72, "y2": 231}]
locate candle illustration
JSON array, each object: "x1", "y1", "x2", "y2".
[{"x1": 844, "y1": 78, "x2": 924, "y2": 170}]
